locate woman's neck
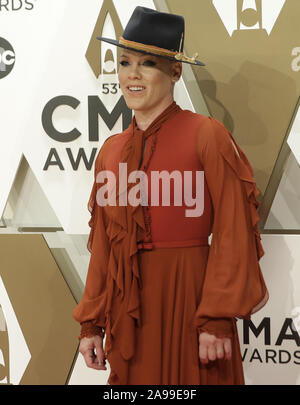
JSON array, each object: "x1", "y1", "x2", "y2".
[{"x1": 134, "y1": 98, "x2": 175, "y2": 131}]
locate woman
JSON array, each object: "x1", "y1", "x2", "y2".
[{"x1": 73, "y1": 6, "x2": 268, "y2": 385}]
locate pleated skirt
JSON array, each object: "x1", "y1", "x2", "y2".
[{"x1": 107, "y1": 245, "x2": 245, "y2": 385}]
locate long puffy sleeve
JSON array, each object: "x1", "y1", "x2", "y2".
[
  {"x1": 72, "y1": 146, "x2": 111, "y2": 340},
  {"x1": 193, "y1": 116, "x2": 269, "y2": 338}
]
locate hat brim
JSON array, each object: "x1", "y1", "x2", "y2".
[{"x1": 96, "y1": 36, "x2": 205, "y2": 66}]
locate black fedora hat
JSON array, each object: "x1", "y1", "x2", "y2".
[{"x1": 96, "y1": 6, "x2": 205, "y2": 66}]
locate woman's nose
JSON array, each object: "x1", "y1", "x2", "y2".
[{"x1": 128, "y1": 64, "x2": 141, "y2": 80}]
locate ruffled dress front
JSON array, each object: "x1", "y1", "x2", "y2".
[{"x1": 73, "y1": 107, "x2": 268, "y2": 385}]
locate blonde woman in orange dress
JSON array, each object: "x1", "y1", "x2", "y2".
[{"x1": 73, "y1": 6, "x2": 268, "y2": 385}]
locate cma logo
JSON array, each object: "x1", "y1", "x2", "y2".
[
  {"x1": 86, "y1": 0, "x2": 123, "y2": 78},
  {"x1": 241, "y1": 316, "x2": 300, "y2": 364},
  {"x1": 41, "y1": 95, "x2": 131, "y2": 171},
  {"x1": 212, "y1": 0, "x2": 286, "y2": 37},
  {"x1": 41, "y1": 0, "x2": 131, "y2": 171},
  {"x1": 0, "y1": 37, "x2": 15, "y2": 79}
]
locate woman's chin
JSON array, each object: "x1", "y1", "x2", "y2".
[{"x1": 124, "y1": 100, "x2": 147, "y2": 112}]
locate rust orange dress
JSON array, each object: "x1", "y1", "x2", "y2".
[{"x1": 73, "y1": 102, "x2": 268, "y2": 385}]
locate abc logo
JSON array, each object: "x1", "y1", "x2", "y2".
[{"x1": 0, "y1": 37, "x2": 15, "y2": 79}]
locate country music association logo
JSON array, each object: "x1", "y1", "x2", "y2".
[
  {"x1": 212, "y1": 0, "x2": 286, "y2": 37},
  {"x1": 42, "y1": 0, "x2": 132, "y2": 172},
  {"x1": 85, "y1": 0, "x2": 123, "y2": 77},
  {"x1": 240, "y1": 313, "x2": 300, "y2": 365}
]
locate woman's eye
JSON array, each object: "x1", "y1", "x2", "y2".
[
  {"x1": 143, "y1": 60, "x2": 156, "y2": 66},
  {"x1": 119, "y1": 59, "x2": 156, "y2": 67}
]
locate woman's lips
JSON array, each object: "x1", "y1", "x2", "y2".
[{"x1": 126, "y1": 85, "x2": 146, "y2": 95}]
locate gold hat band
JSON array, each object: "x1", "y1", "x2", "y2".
[{"x1": 119, "y1": 36, "x2": 199, "y2": 64}]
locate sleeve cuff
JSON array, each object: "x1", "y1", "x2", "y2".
[
  {"x1": 78, "y1": 320, "x2": 105, "y2": 340},
  {"x1": 196, "y1": 317, "x2": 236, "y2": 339}
]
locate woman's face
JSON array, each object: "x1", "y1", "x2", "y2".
[{"x1": 118, "y1": 49, "x2": 181, "y2": 113}]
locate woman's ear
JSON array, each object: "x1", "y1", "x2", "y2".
[{"x1": 171, "y1": 61, "x2": 182, "y2": 83}]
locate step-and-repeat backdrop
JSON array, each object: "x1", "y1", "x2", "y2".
[{"x1": 1, "y1": 0, "x2": 300, "y2": 385}]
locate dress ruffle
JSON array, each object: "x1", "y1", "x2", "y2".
[
  {"x1": 87, "y1": 181, "x2": 97, "y2": 255},
  {"x1": 214, "y1": 119, "x2": 268, "y2": 316},
  {"x1": 73, "y1": 174, "x2": 109, "y2": 331},
  {"x1": 78, "y1": 320, "x2": 104, "y2": 340},
  {"x1": 103, "y1": 132, "x2": 159, "y2": 362},
  {"x1": 103, "y1": 202, "x2": 144, "y2": 361},
  {"x1": 102, "y1": 103, "x2": 181, "y2": 384},
  {"x1": 219, "y1": 126, "x2": 265, "y2": 262}
]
